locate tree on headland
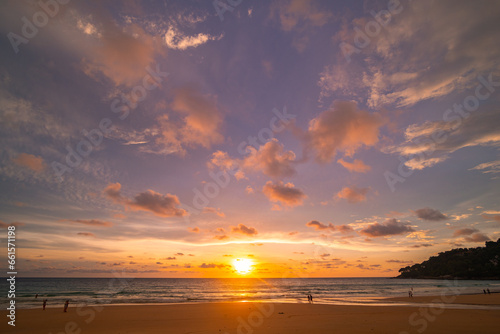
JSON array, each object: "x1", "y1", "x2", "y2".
[{"x1": 397, "y1": 239, "x2": 500, "y2": 279}]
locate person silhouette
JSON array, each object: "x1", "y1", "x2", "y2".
[
  {"x1": 310, "y1": 294, "x2": 313, "y2": 303},
  {"x1": 64, "y1": 300, "x2": 69, "y2": 312},
  {"x1": 43, "y1": 299, "x2": 47, "y2": 310},
  {"x1": 487, "y1": 288, "x2": 491, "y2": 294},
  {"x1": 483, "y1": 289, "x2": 487, "y2": 294}
]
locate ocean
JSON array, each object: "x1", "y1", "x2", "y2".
[{"x1": 2, "y1": 277, "x2": 499, "y2": 310}]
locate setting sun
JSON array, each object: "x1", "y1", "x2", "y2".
[{"x1": 233, "y1": 258, "x2": 254, "y2": 274}]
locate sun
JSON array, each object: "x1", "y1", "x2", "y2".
[{"x1": 233, "y1": 258, "x2": 254, "y2": 274}]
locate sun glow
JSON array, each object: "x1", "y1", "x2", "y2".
[{"x1": 233, "y1": 258, "x2": 254, "y2": 274}]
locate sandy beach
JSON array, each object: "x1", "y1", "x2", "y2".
[{"x1": 1, "y1": 294, "x2": 499, "y2": 334}]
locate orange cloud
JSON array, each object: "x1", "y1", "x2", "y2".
[
  {"x1": 82, "y1": 23, "x2": 162, "y2": 86},
  {"x1": 305, "y1": 221, "x2": 354, "y2": 233},
  {"x1": 77, "y1": 232, "x2": 96, "y2": 237},
  {"x1": 464, "y1": 233, "x2": 490, "y2": 242},
  {"x1": 129, "y1": 190, "x2": 186, "y2": 217},
  {"x1": 12, "y1": 153, "x2": 45, "y2": 172},
  {"x1": 155, "y1": 86, "x2": 224, "y2": 155},
  {"x1": 453, "y1": 228, "x2": 478, "y2": 237},
  {"x1": 209, "y1": 151, "x2": 237, "y2": 170},
  {"x1": 171, "y1": 86, "x2": 223, "y2": 147},
  {"x1": 336, "y1": 186, "x2": 369, "y2": 203},
  {"x1": 202, "y1": 207, "x2": 225, "y2": 217},
  {"x1": 103, "y1": 182, "x2": 123, "y2": 202},
  {"x1": 103, "y1": 183, "x2": 186, "y2": 217},
  {"x1": 262, "y1": 181, "x2": 306, "y2": 207},
  {"x1": 243, "y1": 139, "x2": 297, "y2": 178},
  {"x1": 306, "y1": 220, "x2": 335, "y2": 231},
  {"x1": 164, "y1": 25, "x2": 222, "y2": 50},
  {"x1": 305, "y1": 101, "x2": 383, "y2": 163},
  {"x1": 454, "y1": 227, "x2": 490, "y2": 242},
  {"x1": 209, "y1": 139, "x2": 297, "y2": 179},
  {"x1": 188, "y1": 227, "x2": 200, "y2": 233},
  {"x1": 337, "y1": 158, "x2": 371, "y2": 173},
  {"x1": 272, "y1": 0, "x2": 331, "y2": 31},
  {"x1": 231, "y1": 223, "x2": 258, "y2": 236},
  {"x1": 199, "y1": 263, "x2": 227, "y2": 269},
  {"x1": 0, "y1": 221, "x2": 25, "y2": 229},
  {"x1": 337, "y1": 224, "x2": 354, "y2": 233},
  {"x1": 413, "y1": 207, "x2": 448, "y2": 221},
  {"x1": 481, "y1": 214, "x2": 500, "y2": 222},
  {"x1": 360, "y1": 219, "x2": 414, "y2": 237},
  {"x1": 69, "y1": 219, "x2": 113, "y2": 227}
]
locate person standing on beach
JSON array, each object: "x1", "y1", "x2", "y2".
[
  {"x1": 64, "y1": 300, "x2": 69, "y2": 312},
  {"x1": 43, "y1": 299, "x2": 47, "y2": 310},
  {"x1": 35, "y1": 294, "x2": 38, "y2": 299},
  {"x1": 487, "y1": 288, "x2": 491, "y2": 294},
  {"x1": 310, "y1": 294, "x2": 313, "y2": 303}
]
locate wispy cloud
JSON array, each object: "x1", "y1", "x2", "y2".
[{"x1": 164, "y1": 25, "x2": 222, "y2": 50}]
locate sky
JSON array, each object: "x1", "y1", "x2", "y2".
[{"x1": 0, "y1": 0, "x2": 499, "y2": 278}]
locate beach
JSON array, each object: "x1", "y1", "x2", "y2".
[{"x1": 1, "y1": 294, "x2": 499, "y2": 334}]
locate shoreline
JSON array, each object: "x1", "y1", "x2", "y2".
[{"x1": 5, "y1": 291, "x2": 500, "y2": 310}]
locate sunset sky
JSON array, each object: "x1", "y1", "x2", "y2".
[{"x1": 0, "y1": 0, "x2": 499, "y2": 278}]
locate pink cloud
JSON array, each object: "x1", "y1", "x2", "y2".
[
  {"x1": 305, "y1": 101, "x2": 383, "y2": 163},
  {"x1": 12, "y1": 153, "x2": 45, "y2": 172},
  {"x1": 337, "y1": 158, "x2": 371, "y2": 173},
  {"x1": 336, "y1": 186, "x2": 369, "y2": 203}
]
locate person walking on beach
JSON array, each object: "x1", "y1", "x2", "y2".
[
  {"x1": 487, "y1": 288, "x2": 491, "y2": 294},
  {"x1": 35, "y1": 294, "x2": 38, "y2": 299},
  {"x1": 310, "y1": 294, "x2": 313, "y2": 303},
  {"x1": 64, "y1": 300, "x2": 69, "y2": 312},
  {"x1": 43, "y1": 299, "x2": 47, "y2": 310},
  {"x1": 483, "y1": 289, "x2": 487, "y2": 294}
]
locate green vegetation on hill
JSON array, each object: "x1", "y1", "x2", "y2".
[{"x1": 398, "y1": 239, "x2": 500, "y2": 279}]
